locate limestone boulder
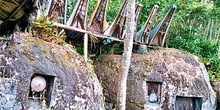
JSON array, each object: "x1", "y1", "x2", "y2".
[
  {"x1": 94, "y1": 48, "x2": 216, "y2": 110},
  {"x1": 212, "y1": 79, "x2": 220, "y2": 109},
  {"x1": 0, "y1": 33, "x2": 104, "y2": 110}
]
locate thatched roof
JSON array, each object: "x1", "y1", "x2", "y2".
[
  {"x1": 0, "y1": 0, "x2": 36, "y2": 36},
  {"x1": 0, "y1": 0, "x2": 26, "y2": 25}
]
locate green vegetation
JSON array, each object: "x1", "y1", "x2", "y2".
[
  {"x1": 66, "y1": 0, "x2": 220, "y2": 80},
  {"x1": 31, "y1": 14, "x2": 66, "y2": 44}
]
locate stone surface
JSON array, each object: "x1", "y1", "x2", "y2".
[
  {"x1": 0, "y1": 78, "x2": 22, "y2": 110},
  {"x1": 212, "y1": 79, "x2": 220, "y2": 110},
  {"x1": 94, "y1": 48, "x2": 216, "y2": 110},
  {"x1": 0, "y1": 33, "x2": 104, "y2": 110}
]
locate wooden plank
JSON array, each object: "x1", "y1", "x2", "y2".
[
  {"x1": 54, "y1": 22, "x2": 163, "y2": 49},
  {"x1": 104, "y1": 0, "x2": 128, "y2": 40},
  {"x1": 54, "y1": 22, "x2": 164, "y2": 47},
  {"x1": 54, "y1": 22, "x2": 123, "y2": 42}
]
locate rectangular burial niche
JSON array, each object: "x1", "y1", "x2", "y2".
[
  {"x1": 175, "y1": 96, "x2": 202, "y2": 110},
  {"x1": 146, "y1": 81, "x2": 162, "y2": 105},
  {"x1": 28, "y1": 74, "x2": 55, "y2": 109},
  {"x1": 0, "y1": 66, "x2": 12, "y2": 78}
]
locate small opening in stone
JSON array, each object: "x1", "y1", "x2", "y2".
[
  {"x1": 0, "y1": 66, "x2": 12, "y2": 78},
  {"x1": 175, "y1": 96, "x2": 202, "y2": 110},
  {"x1": 28, "y1": 74, "x2": 55, "y2": 109},
  {"x1": 146, "y1": 81, "x2": 162, "y2": 105}
]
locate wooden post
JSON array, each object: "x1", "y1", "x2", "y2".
[
  {"x1": 84, "y1": 33, "x2": 88, "y2": 62},
  {"x1": 84, "y1": 0, "x2": 89, "y2": 62},
  {"x1": 116, "y1": 0, "x2": 136, "y2": 109}
]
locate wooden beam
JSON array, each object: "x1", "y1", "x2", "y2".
[
  {"x1": 53, "y1": 23, "x2": 163, "y2": 50},
  {"x1": 11, "y1": 0, "x2": 20, "y2": 5},
  {"x1": 54, "y1": 22, "x2": 123, "y2": 42}
]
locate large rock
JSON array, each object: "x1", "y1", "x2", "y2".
[
  {"x1": 212, "y1": 79, "x2": 220, "y2": 109},
  {"x1": 0, "y1": 33, "x2": 104, "y2": 110},
  {"x1": 94, "y1": 48, "x2": 216, "y2": 110}
]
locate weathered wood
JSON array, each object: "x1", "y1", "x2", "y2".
[
  {"x1": 84, "y1": 33, "x2": 88, "y2": 61},
  {"x1": 67, "y1": 0, "x2": 89, "y2": 29},
  {"x1": 87, "y1": 0, "x2": 109, "y2": 33},
  {"x1": 83, "y1": 0, "x2": 89, "y2": 62},
  {"x1": 134, "y1": 4, "x2": 142, "y2": 26},
  {"x1": 104, "y1": 0, "x2": 128, "y2": 40},
  {"x1": 149, "y1": 4, "x2": 176, "y2": 46},
  {"x1": 45, "y1": 0, "x2": 53, "y2": 15},
  {"x1": 47, "y1": 0, "x2": 67, "y2": 24},
  {"x1": 54, "y1": 22, "x2": 123, "y2": 42},
  {"x1": 54, "y1": 22, "x2": 163, "y2": 48},
  {"x1": 136, "y1": 5, "x2": 159, "y2": 44}
]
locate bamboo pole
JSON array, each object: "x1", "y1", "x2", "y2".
[
  {"x1": 84, "y1": 0, "x2": 89, "y2": 62},
  {"x1": 84, "y1": 33, "x2": 88, "y2": 61}
]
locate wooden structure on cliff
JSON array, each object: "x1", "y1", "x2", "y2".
[
  {"x1": 0, "y1": 0, "x2": 177, "y2": 61},
  {"x1": 50, "y1": 0, "x2": 176, "y2": 47}
]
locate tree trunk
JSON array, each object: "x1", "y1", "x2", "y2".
[{"x1": 116, "y1": 0, "x2": 136, "y2": 110}]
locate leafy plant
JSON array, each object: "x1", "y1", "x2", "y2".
[
  {"x1": 169, "y1": 35, "x2": 220, "y2": 80},
  {"x1": 31, "y1": 14, "x2": 66, "y2": 45}
]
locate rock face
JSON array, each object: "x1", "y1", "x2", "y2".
[
  {"x1": 212, "y1": 79, "x2": 220, "y2": 109},
  {"x1": 94, "y1": 48, "x2": 216, "y2": 110},
  {"x1": 0, "y1": 33, "x2": 104, "y2": 110}
]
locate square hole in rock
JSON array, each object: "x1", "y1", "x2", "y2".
[
  {"x1": 28, "y1": 74, "x2": 55, "y2": 109},
  {"x1": 146, "y1": 81, "x2": 162, "y2": 105},
  {"x1": 175, "y1": 96, "x2": 202, "y2": 110}
]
